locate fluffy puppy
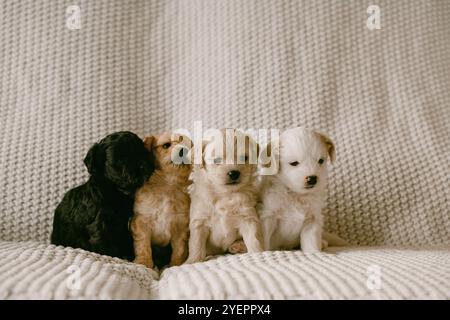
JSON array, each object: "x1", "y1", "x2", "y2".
[
  {"x1": 258, "y1": 126, "x2": 338, "y2": 252},
  {"x1": 132, "y1": 133, "x2": 192, "y2": 268},
  {"x1": 51, "y1": 131, "x2": 154, "y2": 260},
  {"x1": 186, "y1": 129, "x2": 263, "y2": 264}
]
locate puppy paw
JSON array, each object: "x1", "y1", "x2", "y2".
[
  {"x1": 134, "y1": 256, "x2": 154, "y2": 269},
  {"x1": 228, "y1": 240, "x2": 248, "y2": 254}
]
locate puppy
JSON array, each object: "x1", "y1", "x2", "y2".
[
  {"x1": 132, "y1": 133, "x2": 192, "y2": 268},
  {"x1": 186, "y1": 129, "x2": 263, "y2": 264},
  {"x1": 258, "y1": 127, "x2": 337, "y2": 252},
  {"x1": 51, "y1": 131, "x2": 154, "y2": 260}
]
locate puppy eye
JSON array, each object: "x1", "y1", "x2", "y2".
[
  {"x1": 162, "y1": 143, "x2": 171, "y2": 149},
  {"x1": 213, "y1": 157, "x2": 222, "y2": 164},
  {"x1": 318, "y1": 158, "x2": 325, "y2": 165},
  {"x1": 289, "y1": 161, "x2": 299, "y2": 166}
]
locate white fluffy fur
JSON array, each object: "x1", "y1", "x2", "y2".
[
  {"x1": 186, "y1": 129, "x2": 263, "y2": 263},
  {"x1": 258, "y1": 127, "x2": 336, "y2": 252}
]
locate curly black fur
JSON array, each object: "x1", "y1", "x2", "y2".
[{"x1": 51, "y1": 131, "x2": 154, "y2": 261}]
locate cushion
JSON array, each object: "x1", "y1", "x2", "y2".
[
  {"x1": 0, "y1": 241, "x2": 158, "y2": 299},
  {"x1": 159, "y1": 245, "x2": 450, "y2": 299},
  {"x1": 1, "y1": 241, "x2": 449, "y2": 299}
]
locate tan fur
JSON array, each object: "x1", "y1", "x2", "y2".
[
  {"x1": 314, "y1": 131, "x2": 336, "y2": 163},
  {"x1": 132, "y1": 132, "x2": 192, "y2": 268},
  {"x1": 185, "y1": 129, "x2": 263, "y2": 264}
]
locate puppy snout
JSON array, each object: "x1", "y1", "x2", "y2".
[
  {"x1": 227, "y1": 170, "x2": 240, "y2": 181},
  {"x1": 305, "y1": 175, "x2": 317, "y2": 186}
]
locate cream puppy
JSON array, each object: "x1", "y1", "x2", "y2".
[
  {"x1": 132, "y1": 132, "x2": 192, "y2": 268},
  {"x1": 185, "y1": 128, "x2": 263, "y2": 263},
  {"x1": 258, "y1": 127, "x2": 336, "y2": 252}
]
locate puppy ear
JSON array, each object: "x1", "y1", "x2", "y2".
[
  {"x1": 316, "y1": 132, "x2": 336, "y2": 163},
  {"x1": 84, "y1": 143, "x2": 104, "y2": 175},
  {"x1": 143, "y1": 136, "x2": 155, "y2": 151}
]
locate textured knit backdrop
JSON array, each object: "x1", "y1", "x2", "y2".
[{"x1": 0, "y1": 0, "x2": 449, "y2": 246}]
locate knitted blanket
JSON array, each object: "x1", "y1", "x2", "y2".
[
  {"x1": 1, "y1": 241, "x2": 449, "y2": 299},
  {"x1": 0, "y1": 1, "x2": 449, "y2": 247}
]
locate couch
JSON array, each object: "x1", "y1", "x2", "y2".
[{"x1": 0, "y1": 0, "x2": 449, "y2": 299}]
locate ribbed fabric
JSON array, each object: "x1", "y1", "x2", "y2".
[
  {"x1": 159, "y1": 246, "x2": 450, "y2": 300},
  {"x1": 1, "y1": 241, "x2": 448, "y2": 299},
  {"x1": 0, "y1": 0, "x2": 449, "y2": 246},
  {"x1": 1, "y1": 0, "x2": 450, "y2": 300},
  {"x1": 0, "y1": 241, "x2": 159, "y2": 299}
]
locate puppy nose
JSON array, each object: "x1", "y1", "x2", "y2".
[
  {"x1": 228, "y1": 170, "x2": 240, "y2": 181},
  {"x1": 305, "y1": 175, "x2": 317, "y2": 186},
  {"x1": 178, "y1": 147, "x2": 185, "y2": 158}
]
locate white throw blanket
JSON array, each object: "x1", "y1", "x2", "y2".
[
  {"x1": 1, "y1": 241, "x2": 449, "y2": 299},
  {"x1": 0, "y1": 0, "x2": 449, "y2": 300}
]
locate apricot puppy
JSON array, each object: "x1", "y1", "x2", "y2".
[{"x1": 132, "y1": 133, "x2": 192, "y2": 268}]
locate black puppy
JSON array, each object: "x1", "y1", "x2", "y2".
[{"x1": 51, "y1": 131, "x2": 154, "y2": 260}]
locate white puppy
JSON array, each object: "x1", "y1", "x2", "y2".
[
  {"x1": 258, "y1": 126, "x2": 339, "y2": 252},
  {"x1": 185, "y1": 128, "x2": 263, "y2": 263}
]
